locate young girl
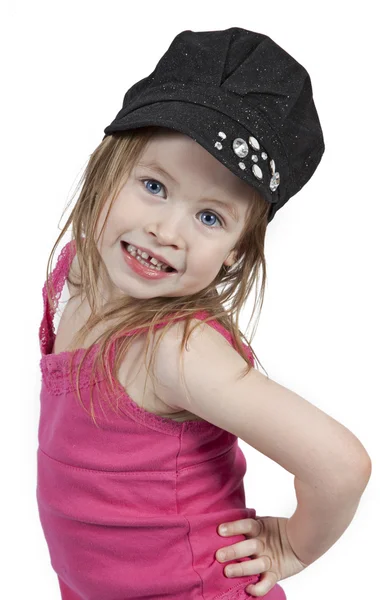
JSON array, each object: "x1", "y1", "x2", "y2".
[{"x1": 37, "y1": 28, "x2": 372, "y2": 600}]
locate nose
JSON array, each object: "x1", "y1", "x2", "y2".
[{"x1": 144, "y1": 207, "x2": 186, "y2": 249}]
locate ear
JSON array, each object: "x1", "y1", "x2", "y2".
[{"x1": 223, "y1": 249, "x2": 238, "y2": 267}]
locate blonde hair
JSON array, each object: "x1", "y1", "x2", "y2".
[{"x1": 45, "y1": 126, "x2": 271, "y2": 427}]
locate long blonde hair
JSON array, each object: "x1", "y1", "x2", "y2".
[{"x1": 45, "y1": 126, "x2": 271, "y2": 426}]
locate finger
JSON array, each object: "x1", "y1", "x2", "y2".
[
  {"x1": 245, "y1": 570, "x2": 278, "y2": 597},
  {"x1": 222, "y1": 554, "x2": 271, "y2": 579},
  {"x1": 218, "y1": 518, "x2": 261, "y2": 537},
  {"x1": 216, "y1": 538, "x2": 263, "y2": 562}
]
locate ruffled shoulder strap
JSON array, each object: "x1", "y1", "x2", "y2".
[{"x1": 39, "y1": 239, "x2": 77, "y2": 355}]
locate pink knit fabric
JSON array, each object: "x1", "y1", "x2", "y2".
[{"x1": 37, "y1": 240, "x2": 286, "y2": 600}]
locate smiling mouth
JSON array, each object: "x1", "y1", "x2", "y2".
[{"x1": 121, "y1": 241, "x2": 177, "y2": 273}]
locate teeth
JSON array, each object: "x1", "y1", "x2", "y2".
[
  {"x1": 126, "y1": 243, "x2": 171, "y2": 272},
  {"x1": 136, "y1": 248, "x2": 166, "y2": 267}
]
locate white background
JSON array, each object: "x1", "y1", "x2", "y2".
[{"x1": 1, "y1": 1, "x2": 379, "y2": 598}]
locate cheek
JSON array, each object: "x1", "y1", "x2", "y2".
[
  {"x1": 95, "y1": 196, "x2": 129, "y2": 241},
  {"x1": 189, "y1": 248, "x2": 226, "y2": 275}
]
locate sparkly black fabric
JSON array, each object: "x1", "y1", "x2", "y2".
[{"x1": 103, "y1": 28, "x2": 325, "y2": 223}]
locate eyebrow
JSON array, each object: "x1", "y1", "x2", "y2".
[{"x1": 136, "y1": 161, "x2": 240, "y2": 222}]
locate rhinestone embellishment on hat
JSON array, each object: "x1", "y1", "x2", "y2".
[
  {"x1": 215, "y1": 131, "x2": 227, "y2": 151},
  {"x1": 248, "y1": 136, "x2": 260, "y2": 150},
  {"x1": 232, "y1": 138, "x2": 249, "y2": 158},
  {"x1": 269, "y1": 159, "x2": 281, "y2": 192},
  {"x1": 233, "y1": 134, "x2": 280, "y2": 191},
  {"x1": 216, "y1": 131, "x2": 280, "y2": 194},
  {"x1": 252, "y1": 164, "x2": 263, "y2": 179}
]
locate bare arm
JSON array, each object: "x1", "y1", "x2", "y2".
[
  {"x1": 286, "y1": 472, "x2": 370, "y2": 566},
  {"x1": 153, "y1": 320, "x2": 371, "y2": 488},
  {"x1": 152, "y1": 319, "x2": 371, "y2": 565}
]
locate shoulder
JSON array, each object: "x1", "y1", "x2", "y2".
[
  {"x1": 150, "y1": 316, "x2": 252, "y2": 411},
  {"x1": 153, "y1": 316, "x2": 235, "y2": 365}
]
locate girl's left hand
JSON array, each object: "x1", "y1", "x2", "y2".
[{"x1": 215, "y1": 515, "x2": 308, "y2": 597}]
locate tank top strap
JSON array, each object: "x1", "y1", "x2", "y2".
[
  {"x1": 187, "y1": 309, "x2": 255, "y2": 366},
  {"x1": 39, "y1": 239, "x2": 77, "y2": 355},
  {"x1": 110, "y1": 311, "x2": 254, "y2": 366}
]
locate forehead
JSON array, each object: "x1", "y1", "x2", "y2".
[{"x1": 138, "y1": 129, "x2": 254, "y2": 206}]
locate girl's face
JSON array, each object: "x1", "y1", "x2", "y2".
[{"x1": 95, "y1": 130, "x2": 252, "y2": 303}]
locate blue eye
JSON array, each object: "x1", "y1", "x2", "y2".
[
  {"x1": 199, "y1": 212, "x2": 222, "y2": 228},
  {"x1": 143, "y1": 179, "x2": 164, "y2": 196},
  {"x1": 140, "y1": 178, "x2": 224, "y2": 229}
]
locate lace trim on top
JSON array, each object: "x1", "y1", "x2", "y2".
[
  {"x1": 38, "y1": 240, "x2": 255, "y2": 433},
  {"x1": 39, "y1": 238, "x2": 77, "y2": 356}
]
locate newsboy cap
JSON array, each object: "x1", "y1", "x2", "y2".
[{"x1": 103, "y1": 27, "x2": 325, "y2": 223}]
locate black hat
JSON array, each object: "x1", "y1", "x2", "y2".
[{"x1": 103, "y1": 28, "x2": 325, "y2": 223}]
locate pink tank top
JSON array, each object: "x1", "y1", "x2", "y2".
[{"x1": 37, "y1": 240, "x2": 286, "y2": 600}]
